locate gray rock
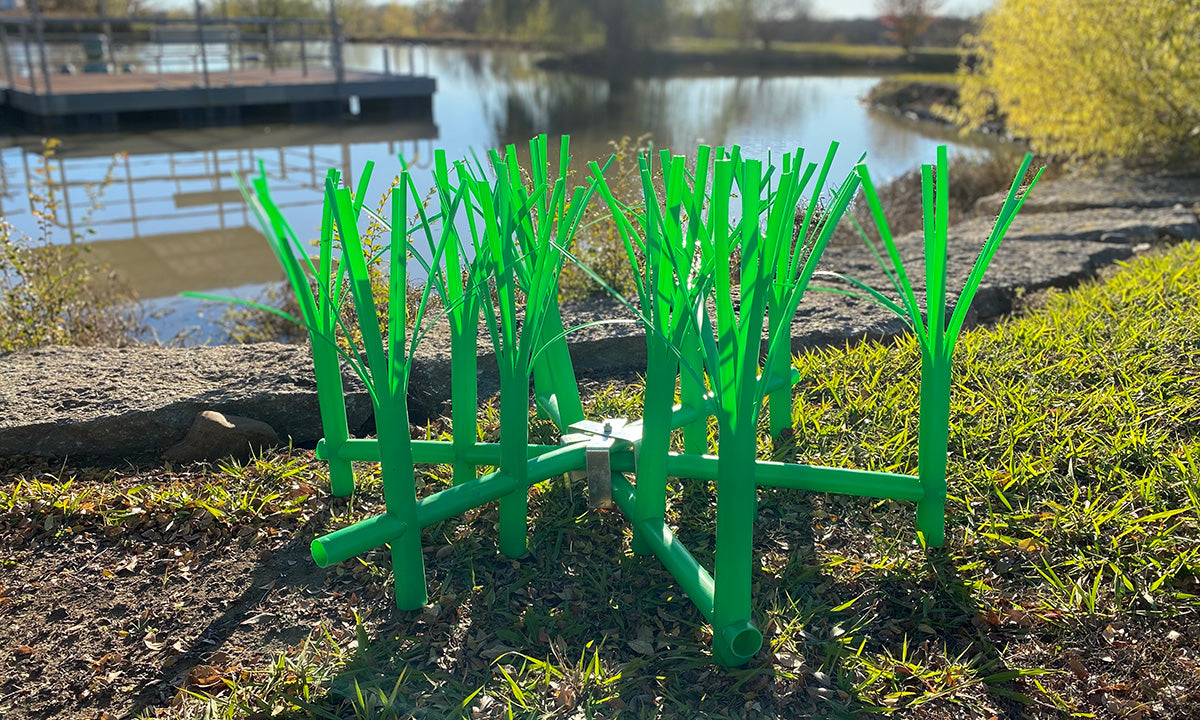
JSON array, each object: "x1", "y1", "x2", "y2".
[
  {"x1": 162, "y1": 410, "x2": 279, "y2": 463},
  {"x1": 0, "y1": 343, "x2": 372, "y2": 463},
  {"x1": 975, "y1": 173, "x2": 1200, "y2": 216}
]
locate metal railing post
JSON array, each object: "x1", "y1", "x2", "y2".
[
  {"x1": 299, "y1": 22, "x2": 308, "y2": 76},
  {"x1": 328, "y1": 0, "x2": 344, "y2": 86},
  {"x1": 29, "y1": 0, "x2": 51, "y2": 96},
  {"x1": 194, "y1": 0, "x2": 210, "y2": 91},
  {"x1": 1, "y1": 23, "x2": 15, "y2": 89},
  {"x1": 267, "y1": 20, "x2": 275, "y2": 74}
]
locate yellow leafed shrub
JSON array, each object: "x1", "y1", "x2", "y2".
[{"x1": 959, "y1": 0, "x2": 1200, "y2": 161}]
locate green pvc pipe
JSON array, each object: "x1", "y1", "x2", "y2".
[
  {"x1": 317, "y1": 439, "x2": 562, "y2": 465},
  {"x1": 611, "y1": 474, "x2": 715, "y2": 621},
  {"x1": 498, "y1": 371, "x2": 531, "y2": 558},
  {"x1": 680, "y1": 339, "x2": 708, "y2": 455},
  {"x1": 311, "y1": 512, "x2": 407, "y2": 568},
  {"x1": 917, "y1": 357, "x2": 951, "y2": 547},
  {"x1": 417, "y1": 470, "x2": 518, "y2": 527},
  {"x1": 606, "y1": 452, "x2": 924, "y2": 502},
  {"x1": 656, "y1": 454, "x2": 924, "y2": 502},
  {"x1": 632, "y1": 341, "x2": 677, "y2": 555},
  {"x1": 414, "y1": 444, "x2": 586, "y2": 528},
  {"x1": 310, "y1": 337, "x2": 355, "y2": 497},
  {"x1": 710, "y1": 424, "x2": 763, "y2": 667},
  {"x1": 451, "y1": 322, "x2": 480, "y2": 485},
  {"x1": 525, "y1": 442, "x2": 588, "y2": 480},
  {"x1": 375, "y1": 403, "x2": 428, "y2": 610},
  {"x1": 767, "y1": 304, "x2": 793, "y2": 440}
]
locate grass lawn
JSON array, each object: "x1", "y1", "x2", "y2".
[
  {"x1": 666, "y1": 37, "x2": 959, "y2": 61},
  {"x1": 3, "y1": 241, "x2": 1199, "y2": 719}
]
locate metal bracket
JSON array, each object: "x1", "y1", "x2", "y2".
[{"x1": 561, "y1": 417, "x2": 642, "y2": 509}]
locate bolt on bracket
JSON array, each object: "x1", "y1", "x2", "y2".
[{"x1": 561, "y1": 417, "x2": 642, "y2": 509}]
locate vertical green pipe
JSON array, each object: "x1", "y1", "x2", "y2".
[
  {"x1": 631, "y1": 340, "x2": 677, "y2": 555},
  {"x1": 310, "y1": 338, "x2": 355, "y2": 497},
  {"x1": 766, "y1": 303, "x2": 793, "y2": 439},
  {"x1": 497, "y1": 370, "x2": 530, "y2": 558},
  {"x1": 711, "y1": 423, "x2": 763, "y2": 666},
  {"x1": 450, "y1": 321, "x2": 479, "y2": 485},
  {"x1": 376, "y1": 403, "x2": 428, "y2": 610},
  {"x1": 916, "y1": 354, "x2": 951, "y2": 547},
  {"x1": 679, "y1": 330, "x2": 708, "y2": 455}
]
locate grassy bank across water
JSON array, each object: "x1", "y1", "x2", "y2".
[
  {"x1": 540, "y1": 39, "x2": 962, "y2": 77},
  {"x1": 2, "y1": 241, "x2": 1200, "y2": 718}
]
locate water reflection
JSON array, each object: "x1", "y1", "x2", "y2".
[
  {"x1": 2, "y1": 45, "x2": 997, "y2": 341},
  {"x1": 0, "y1": 122, "x2": 437, "y2": 302}
]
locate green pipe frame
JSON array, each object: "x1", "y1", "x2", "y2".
[{"x1": 228, "y1": 135, "x2": 1040, "y2": 668}]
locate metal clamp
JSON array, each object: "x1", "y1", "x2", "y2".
[{"x1": 561, "y1": 418, "x2": 642, "y2": 509}]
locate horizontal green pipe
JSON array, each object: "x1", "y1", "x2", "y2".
[
  {"x1": 317, "y1": 438, "x2": 561, "y2": 465},
  {"x1": 525, "y1": 443, "x2": 588, "y2": 481},
  {"x1": 416, "y1": 469, "x2": 518, "y2": 527},
  {"x1": 610, "y1": 474, "x2": 715, "y2": 622},
  {"x1": 609, "y1": 452, "x2": 921, "y2": 501},
  {"x1": 415, "y1": 444, "x2": 589, "y2": 528},
  {"x1": 660, "y1": 453, "x2": 924, "y2": 501},
  {"x1": 311, "y1": 512, "x2": 407, "y2": 568}
]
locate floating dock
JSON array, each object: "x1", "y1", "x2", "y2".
[{"x1": 0, "y1": 14, "x2": 435, "y2": 132}]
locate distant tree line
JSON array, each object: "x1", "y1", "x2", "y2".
[{"x1": 8, "y1": 0, "x2": 972, "y2": 57}]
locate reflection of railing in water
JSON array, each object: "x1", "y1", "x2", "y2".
[
  {"x1": 0, "y1": 128, "x2": 437, "y2": 297},
  {"x1": 1, "y1": 131, "x2": 436, "y2": 242}
]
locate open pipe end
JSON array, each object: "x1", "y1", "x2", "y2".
[
  {"x1": 713, "y1": 620, "x2": 763, "y2": 667},
  {"x1": 311, "y1": 538, "x2": 331, "y2": 568}
]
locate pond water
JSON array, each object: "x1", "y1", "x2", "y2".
[{"x1": 0, "y1": 45, "x2": 989, "y2": 343}]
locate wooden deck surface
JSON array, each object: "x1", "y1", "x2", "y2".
[{"x1": 7, "y1": 68, "x2": 393, "y2": 95}]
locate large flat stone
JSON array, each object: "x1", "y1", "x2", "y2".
[
  {"x1": 0, "y1": 343, "x2": 372, "y2": 463},
  {"x1": 975, "y1": 173, "x2": 1200, "y2": 216}
]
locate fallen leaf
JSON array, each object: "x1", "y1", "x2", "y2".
[
  {"x1": 1017, "y1": 537, "x2": 1044, "y2": 552},
  {"x1": 774, "y1": 651, "x2": 804, "y2": 669},
  {"x1": 1004, "y1": 608, "x2": 1033, "y2": 628},
  {"x1": 555, "y1": 686, "x2": 576, "y2": 711},
  {"x1": 1066, "y1": 654, "x2": 1089, "y2": 681},
  {"x1": 188, "y1": 664, "x2": 225, "y2": 689},
  {"x1": 144, "y1": 633, "x2": 169, "y2": 651},
  {"x1": 627, "y1": 639, "x2": 654, "y2": 655},
  {"x1": 1102, "y1": 625, "x2": 1117, "y2": 644},
  {"x1": 15, "y1": 645, "x2": 35, "y2": 657}
]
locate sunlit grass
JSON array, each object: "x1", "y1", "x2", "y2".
[{"x1": 109, "y1": 240, "x2": 1200, "y2": 718}]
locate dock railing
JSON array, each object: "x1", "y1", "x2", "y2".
[{"x1": 0, "y1": 13, "x2": 433, "y2": 97}]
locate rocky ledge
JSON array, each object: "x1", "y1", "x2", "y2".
[{"x1": 1, "y1": 172, "x2": 1197, "y2": 464}]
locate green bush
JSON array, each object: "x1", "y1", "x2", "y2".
[{"x1": 0, "y1": 141, "x2": 143, "y2": 352}]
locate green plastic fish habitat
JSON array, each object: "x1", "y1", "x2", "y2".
[{"x1": 215, "y1": 134, "x2": 1040, "y2": 667}]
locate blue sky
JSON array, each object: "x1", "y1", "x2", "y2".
[{"x1": 813, "y1": 0, "x2": 991, "y2": 18}]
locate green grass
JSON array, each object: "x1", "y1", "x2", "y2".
[
  {"x1": 667, "y1": 37, "x2": 960, "y2": 59},
  {"x1": 872, "y1": 73, "x2": 964, "y2": 88},
  {"x1": 8, "y1": 241, "x2": 1200, "y2": 717}
]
